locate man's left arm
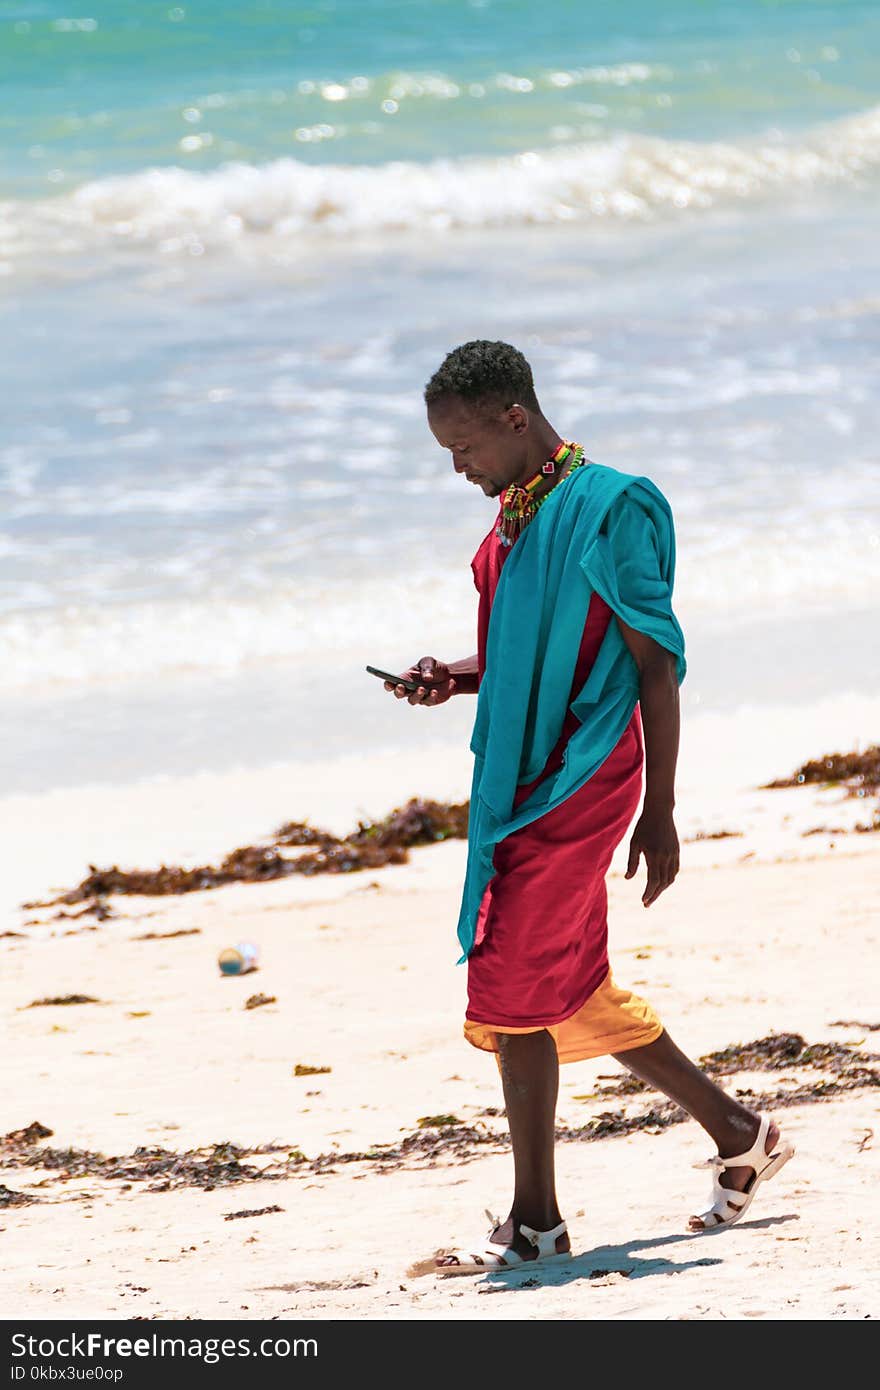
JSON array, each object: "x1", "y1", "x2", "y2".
[{"x1": 615, "y1": 616, "x2": 680, "y2": 907}]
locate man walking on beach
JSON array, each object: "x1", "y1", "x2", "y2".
[{"x1": 386, "y1": 340, "x2": 794, "y2": 1274}]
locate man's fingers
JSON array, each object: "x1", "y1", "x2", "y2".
[
  {"x1": 642, "y1": 871, "x2": 661, "y2": 906},
  {"x1": 642, "y1": 852, "x2": 664, "y2": 905},
  {"x1": 625, "y1": 839, "x2": 640, "y2": 880},
  {"x1": 386, "y1": 674, "x2": 454, "y2": 707},
  {"x1": 639, "y1": 850, "x2": 658, "y2": 906},
  {"x1": 643, "y1": 855, "x2": 676, "y2": 906}
]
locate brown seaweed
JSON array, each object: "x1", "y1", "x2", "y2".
[
  {"x1": 18, "y1": 900, "x2": 116, "y2": 926},
  {"x1": 0, "y1": 1185, "x2": 39, "y2": 1207},
  {"x1": 274, "y1": 797, "x2": 469, "y2": 852},
  {"x1": 1, "y1": 1136, "x2": 301, "y2": 1192},
  {"x1": 2, "y1": 1121, "x2": 53, "y2": 1150},
  {"x1": 762, "y1": 745, "x2": 880, "y2": 794},
  {"x1": 698, "y1": 1031, "x2": 875, "y2": 1074},
  {"x1": 134, "y1": 928, "x2": 201, "y2": 941},
  {"x1": 762, "y1": 745, "x2": 880, "y2": 832},
  {"x1": 244, "y1": 994, "x2": 277, "y2": 1010},
  {"x1": 2, "y1": 1032, "x2": 876, "y2": 1194},
  {"x1": 761, "y1": 745, "x2": 878, "y2": 817},
  {"x1": 223, "y1": 1204, "x2": 284, "y2": 1221},
  {"x1": 24, "y1": 994, "x2": 100, "y2": 1009},
  {"x1": 592, "y1": 1031, "x2": 877, "y2": 1099},
  {"x1": 23, "y1": 797, "x2": 470, "y2": 912},
  {"x1": 682, "y1": 830, "x2": 744, "y2": 843}
]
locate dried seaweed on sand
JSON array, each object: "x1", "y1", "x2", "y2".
[
  {"x1": 762, "y1": 745, "x2": 880, "y2": 831},
  {"x1": 134, "y1": 928, "x2": 201, "y2": 941},
  {"x1": 223, "y1": 1204, "x2": 284, "y2": 1221},
  {"x1": 3, "y1": 1034, "x2": 876, "y2": 1198},
  {"x1": 23, "y1": 797, "x2": 470, "y2": 913},
  {"x1": 762, "y1": 745, "x2": 880, "y2": 794},
  {"x1": 0, "y1": 1185, "x2": 39, "y2": 1207},
  {"x1": 244, "y1": 994, "x2": 276, "y2": 1010},
  {"x1": 24, "y1": 994, "x2": 100, "y2": 1009}
]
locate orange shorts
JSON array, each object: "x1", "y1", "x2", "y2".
[{"x1": 463, "y1": 971, "x2": 663, "y2": 1066}]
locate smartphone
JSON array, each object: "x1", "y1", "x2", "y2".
[{"x1": 366, "y1": 664, "x2": 422, "y2": 692}]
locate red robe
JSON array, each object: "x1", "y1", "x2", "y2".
[{"x1": 466, "y1": 506, "x2": 645, "y2": 1029}]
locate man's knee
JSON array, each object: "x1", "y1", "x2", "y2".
[
  {"x1": 497, "y1": 1028, "x2": 551, "y2": 1054},
  {"x1": 498, "y1": 1028, "x2": 556, "y2": 1081}
]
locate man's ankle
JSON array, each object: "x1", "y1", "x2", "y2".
[{"x1": 509, "y1": 1208, "x2": 564, "y2": 1232}]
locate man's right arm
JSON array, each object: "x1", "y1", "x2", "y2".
[{"x1": 447, "y1": 654, "x2": 479, "y2": 695}]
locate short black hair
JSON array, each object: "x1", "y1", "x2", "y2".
[{"x1": 424, "y1": 339, "x2": 540, "y2": 416}]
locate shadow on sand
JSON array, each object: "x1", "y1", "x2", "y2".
[{"x1": 456, "y1": 1212, "x2": 801, "y2": 1292}]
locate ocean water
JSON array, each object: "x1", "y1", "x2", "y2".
[{"x1": 1, "y1": 1, "x2": 879, "y2": 795}]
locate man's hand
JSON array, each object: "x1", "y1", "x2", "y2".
[
  {"x1": 383, "y1": 656, "x2": 457, "y2": 706},
  {"x1": 625, "y1": 806, "x2": 679, "y2": 907}
]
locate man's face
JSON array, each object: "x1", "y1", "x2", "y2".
[{"x1": 427, "y1": 397, "x2": 527, "y2": 498}]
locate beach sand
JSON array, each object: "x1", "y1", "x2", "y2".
[{"x1": 1, "y1": 691, "x2": 878, "y2": 1321}]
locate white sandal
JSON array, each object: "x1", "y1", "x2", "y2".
[
  {"x1": 407, "y1": 1210, "x2": 572, "y2": 1278},
  {"x1": 690, "y1": 1114, "x2": 795, "y2": 1232}
]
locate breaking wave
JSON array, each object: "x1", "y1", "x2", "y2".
[{"x1": 2, "y1": 104, "x2": 879, "y2": 269}]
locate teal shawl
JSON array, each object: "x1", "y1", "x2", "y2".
[{"x1": 456, "y1": 461, "x2": 686, "y2": 963}]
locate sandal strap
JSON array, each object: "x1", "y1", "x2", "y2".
[
  {"x1": 444, "y1": 1242, "x2": 525, "y2": 1269},
  {"x1": 694, "y1": 1184, "x2": 750, "y2": 1224},
  {"x1": 517, "y1": 1219, "x2": 568, "y2": 1256},
  {"x1": 707, "y1": 1185, "x2": 749, "y2": 1211},
  {"x1": 709, "y1": 1114, "x2": 772, "y2": 1175},
  {"x1": 697, "y1": 1115, "x2": 782, "y2": 1176},
  {"x1": 434, "y1": 1215, "x2": 570, "y2": 1271}
]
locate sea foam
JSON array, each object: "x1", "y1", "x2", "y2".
[{"x1": 2, "y1": 104, "x2": 879, "y2": 270}]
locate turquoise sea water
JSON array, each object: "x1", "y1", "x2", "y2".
[
  {"x1": 4, "y1": 0, "x2": 880, "y2": 193},
  {"x1": 1, "y1": 1, "x2": 878, "y2": 792}
]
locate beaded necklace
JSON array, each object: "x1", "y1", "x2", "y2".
[{"x1": 495, "y1": 440, "x2": 587, "y2": 548}]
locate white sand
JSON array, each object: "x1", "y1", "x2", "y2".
[{"x1": 1, "y1": 690, "x2": 878, "y2": 1320}]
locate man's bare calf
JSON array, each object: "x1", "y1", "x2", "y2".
[{"x1": 435, "y1": 1024, "x2": 784, "y2": 1267}]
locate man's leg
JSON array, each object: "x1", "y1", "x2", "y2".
[
  {"x1": 436, "y1": 1029, "x2": 570, "y2": 1266},
  {"x1": 613, "y1": 1029, "x2": 783, "y2": 1230}
]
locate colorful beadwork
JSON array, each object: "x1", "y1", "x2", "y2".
[{"x1": 495, "y1": 441, "x2": 586, "y2": 547}]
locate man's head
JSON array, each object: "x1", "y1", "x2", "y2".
[{"x1": 424, "y1": 340, "x2": 545, "y2": 498}]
